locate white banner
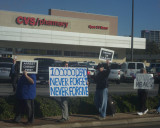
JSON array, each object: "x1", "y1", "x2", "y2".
[
  {"x1": 49, "y1": 67, "x2": 88, "y2": 97},
  {"x1": 134, "y1": 74, "x2": 154, "y2": 89},
  {"x1": 99, "y1": 48, "x2": 114, "y2": 62}
]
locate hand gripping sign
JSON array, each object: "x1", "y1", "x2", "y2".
[
  {"x1": 99, "y1": 48, "x2": 114, "y2": 62},
  {"x1": 134, "y1": 74, "x2": 154, "y2": 89},
  {"x1": 49, "y1": 67, "x2": 89, "y2": 97},
  {"x1": 20, "y1": 60, "x2": 38, "y2": 74}
]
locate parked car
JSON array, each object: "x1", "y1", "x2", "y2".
[
  {"x1": 0, "y1": 62, "x2": 12, "y2": 81},
  {"x1": 54, "y1": 60, "x2": 64, "y2": 67},
  {"x1": 121, "y1": 62, "x2": 145, "y2": 82},
  {"x1": 34, "y1": 58, "x2": 55, "y2": 84},
  {"x1": 0, "y1": 57, "x2": 13, "y2": 63},
  {"x1": 108, "y1": 63, "x2": 123, "y2": 84},
  {"x1": 68, "y1": 61, "x2": 78, "y2": 67},
  {"x1": 148, "y1": 63, "x2": 160, "y2": 73}
]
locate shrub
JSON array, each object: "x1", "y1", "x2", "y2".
[
  {"x1": 0, "y1": 94, "x2": 160, "y2": 120},
  {"x1": 34, "y1": 96, "x2": 61, "y2": 118},
  {"x1": 0, "y1": 97, "x2": 15, "y2": 120}
]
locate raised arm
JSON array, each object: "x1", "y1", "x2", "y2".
[{"x1": 23, "y1": 71, "x2": 34, "y2": 84}]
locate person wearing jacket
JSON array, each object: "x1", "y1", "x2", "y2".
[
  {"x1": 137, "y1": 68, "x2": 148, "y2": 116},
  {"x1": 9, "y1": 58, "x2": 19, "y2": 92},
  {"x1": 94, "y1": 60, "x2": 110, "y2": 120},
  {"x1": 14, "y1": 71, "x2": 36, "y2": 124}
]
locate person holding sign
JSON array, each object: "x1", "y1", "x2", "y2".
[
  {"x1": 94, "y1": 60, "x2": 110, "y2": 120},
  {"x1": 13, "y1": 70, "x2": 36, "y2": 124},
  {"x1": 9, "y1": 58, "x2": 20, "y2": 92},
  {"x1": 137, "y1": 68, "x2": 149, "y2": 116}
]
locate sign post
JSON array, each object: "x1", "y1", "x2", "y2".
[
  {"x1": 49, "y1": 67, "x2": 88, "y2": 97},
  {"x1": 99, "y1": 48, "x2": 114, "y2": 62}
]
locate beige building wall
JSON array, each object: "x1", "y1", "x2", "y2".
[
  {"x1": 0, "y1": 10, "x2": 113, "y2": 35},
  {"x1": 0, "y1": 10, "x2": 126, "y2": 63},
  {"x1": 49, "y1": 9, "x2": 118, "y2": 35}
]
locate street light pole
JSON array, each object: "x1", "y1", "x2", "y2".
[{"x1": 131, "y1": 0, "x2": 134, "y2": 62}]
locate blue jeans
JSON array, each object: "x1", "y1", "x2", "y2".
[{"x1": 94, "y1": 88, "x2": 108, "y2": 118}]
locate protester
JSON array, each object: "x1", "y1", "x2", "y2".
[
  {"x1": 13, "y1": 70, "x2": 36, "y2": 124},
  {"x1": 137, "y1": 68, "x2": 148, "y2": 116},
  {"x1": 57, "y1": 61, "x2": 69, "y2": 122},
  {"x1": 94, "y1": 60, "x2": 110, "y2": 120},
  {"x1": 9, "y1": 58, "x2": 19, "y2": 92}
]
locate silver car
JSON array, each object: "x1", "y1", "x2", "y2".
[
  {"x1": 108, "y1": 63, "x2": 123, "y2": 84},
  {"x1": 0, "y1": 62, "x2": 12, "y2": 80}
]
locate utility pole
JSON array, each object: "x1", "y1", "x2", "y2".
[{"x1": 131, "y1": 0, "x2": 134, "y2": 62}]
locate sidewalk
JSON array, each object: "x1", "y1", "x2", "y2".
[{"x1": 1, "y1": 110, "x2": 160, "y2": 128}]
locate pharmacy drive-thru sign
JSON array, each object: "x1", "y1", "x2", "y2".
[
  {"x1": 20, "y1": 60, "x2": 38, "y2": 74},
  {"x1": 49, "y1": 67, "x2": 88, "y2": 97},
  {"x1": 99, "y1": 48, "x2": 114, "y2": 62}
]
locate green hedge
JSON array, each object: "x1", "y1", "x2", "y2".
[{"x1": 0, "y1": 94, "x2": 159, "y2": 120}]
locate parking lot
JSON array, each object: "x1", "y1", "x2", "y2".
[{"x1": 0, "y1": 82, "x2": 159, "y2": 97}]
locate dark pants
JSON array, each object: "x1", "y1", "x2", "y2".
[
  {"x1": 138, "y1": 89, "x2": 147, "y2": 112},
  {"x1": 14, "y1": 99, "x2": 34, "y2": 123},
  {"x1": 11, "y1": 75, "x2": 18, "y2": 92}
]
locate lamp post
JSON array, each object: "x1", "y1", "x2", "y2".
[{"x1": 131, "y1": 0, "x2": 134, "y2": 62}]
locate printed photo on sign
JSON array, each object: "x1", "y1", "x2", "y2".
[
  {"x1": 20, "y1": 60, "x2": 38, "y2": 74},
  {"x1": 99, "y1": 48, "x2": 114, "y2": 62},
  {"x1": 49, "y1": 67, "x2": 88, "y2": 97},
  {"x1": 134, "y1": 74, "x2": 154, "y2": 89}
]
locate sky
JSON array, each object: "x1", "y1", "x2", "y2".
[{"x1": 0, "y1": 0, "x2": 159, "y2": 37}]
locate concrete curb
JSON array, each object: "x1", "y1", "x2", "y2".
[{"x1": 5, "y1": 116, "x2": 160, "y2": 128}]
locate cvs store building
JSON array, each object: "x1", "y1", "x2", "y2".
[{"x1": 0, "y1": 9, "x2": 145, "y2": 63}]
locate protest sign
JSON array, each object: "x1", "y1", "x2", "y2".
[
  {"x1": 134, "y1": 74, "x2": 154, "y2": 89},
  {"x1": 49, "y1": 67, "x2": 88, "y2": 97},
  {"x1": 99, "y1": 48, "x2": 114, "y2": 62},
  {"x1": 20, "y1": 60, "x2": 38, "y2": 74}
]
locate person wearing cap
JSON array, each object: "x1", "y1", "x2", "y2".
[
  {"x1": 94, "y1": 60, "x2": 110, "y2": 120},
  {"x1": 9, "y1": 58, "x2": 19, "y2": 92}
]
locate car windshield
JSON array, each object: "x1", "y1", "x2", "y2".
[
  {"x1": 156, "y1": 68, "x2": 160, "y2": 73},
  {"x1": 110, "y1": 64, "x2": 121, "y2": 69},
  {"x1": 88, "y1": 65, "x2": 96, "y2": 68},
  {"x1": 150, "y1": 64, "x2": 156, "y2": 68},
  {"x1": 0, "y1": 63, "x2": 12, "y2": 68},
  {"x1": 128, "y1": 63, "x2": 135, "y2": 69},
  {"x1": 156, "y1": 64, "x2": 160, "y2": 67},
  {"x1": 35, "y1": 59, "x2": 54, "y2": 67},
  {"x1": 0, "y1": 58, "x2": 13, "y2": 63},
  {"x1": 68, "y1": 62, "x2": 78, "y2": 66}
]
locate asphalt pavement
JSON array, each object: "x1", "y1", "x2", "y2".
[{"x1": 0, "y1": 82, "x2": 159, "y2": 97}]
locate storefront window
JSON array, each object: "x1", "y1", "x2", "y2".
[
  {"x1": 64, "y1": 51, "x2": 98, "y2": 58},
  {"x1": 23, "y1": 49, "x2": 31, "y2": 54},
  {"x1": 39, "y1": 49, "x2": 46, "y2": 55},
  {"x1": 114, "y1": 53, "x2": 118, "y2": 59},
  {"x1": 47, "y1": 50, "x2": 54, "y2": 55},
  {"x1": 64, "y1": 51, "x2": 70, "y2": 56},
  {"x1": 30, "y1": 49, "x2": 39, "y2": 55},
  {"x1": 55, "y1": 50, "x2": 62, "y2": 56}
]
